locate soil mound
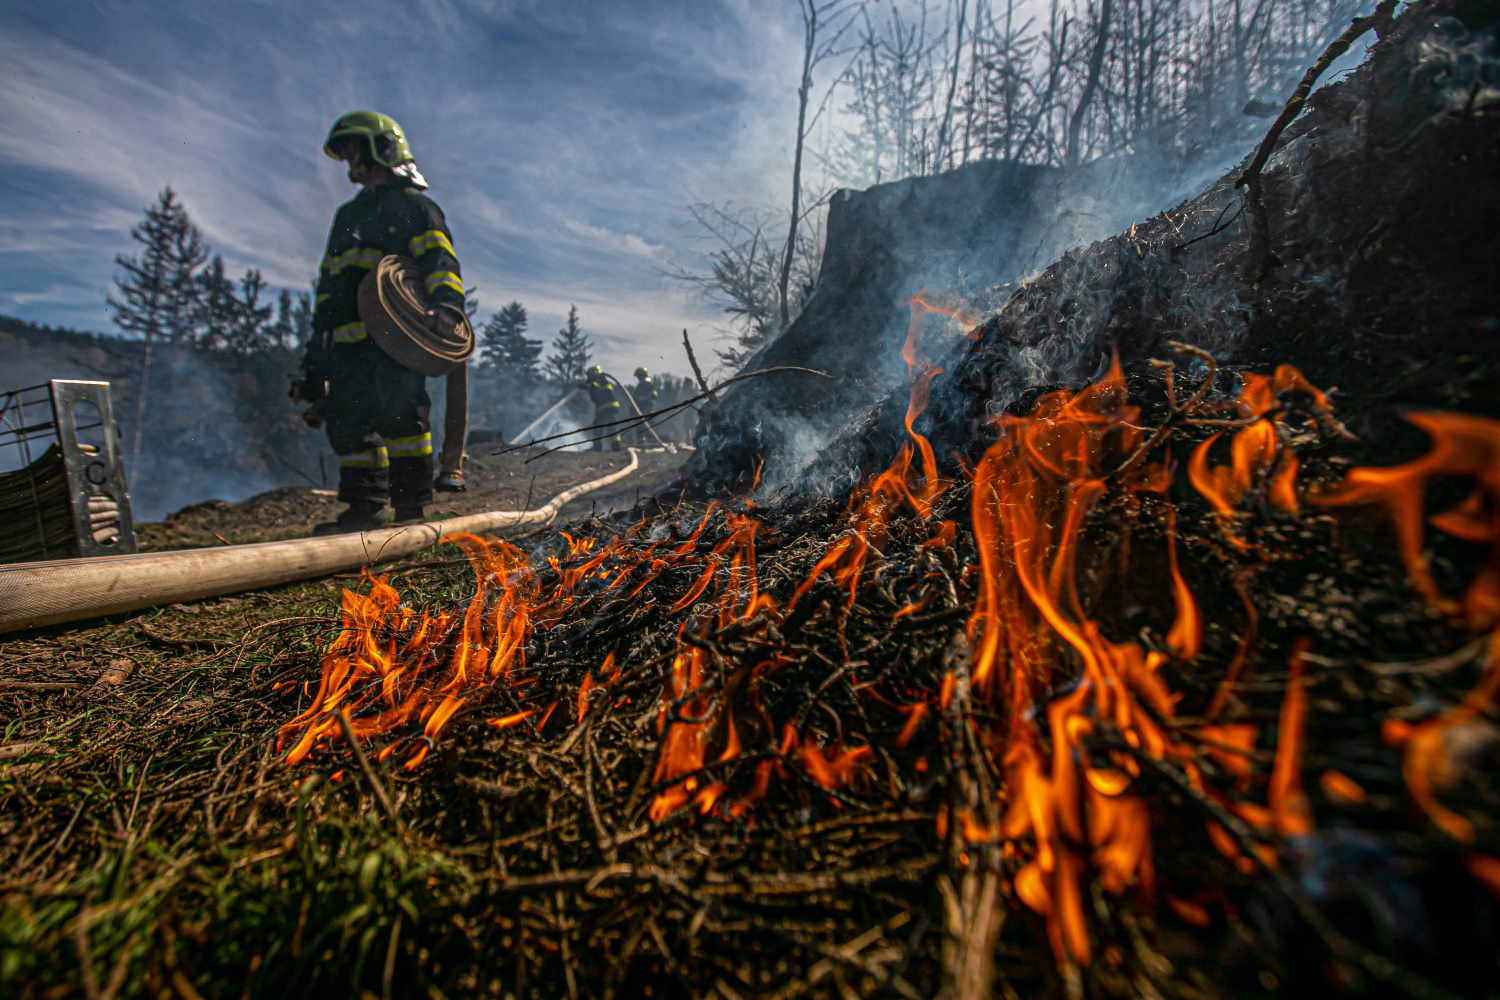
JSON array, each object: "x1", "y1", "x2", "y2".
[{"x1": 686, "y1": 133, "x2": 1261, "y2": 496}]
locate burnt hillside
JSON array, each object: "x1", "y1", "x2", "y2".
[
  {"x1": 786, "y1": 1, "x2": 1500, "y2": 494},
  {"x1": 685, "y1": 123, "x2": 1265, "y2": 496}
]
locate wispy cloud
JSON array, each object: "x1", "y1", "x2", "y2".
[
  {"x1": 5, "y1": 284, "x2": 94, "y2": 308},
  {"x1": 0, "y1": 0, "x2": 818, "y2": 374}
]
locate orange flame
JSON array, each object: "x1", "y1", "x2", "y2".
[
  {"x1": 277, "y1": 335, "x2": 1500, "y2": 968},
  {"x1": 648, "y1": 294, "x2": 964, "y2": 823},
  {"x1": 1267, "y1": 641, "x2": 1313, "y2": 837},
  {"x1": 787, "y1": 295, "x2": 956, "y2": 615},
  {"x1": 280, "y1": 509, "x2": 731, "y2": 773},
  {"x1": 1320, "y1": 769, "x2": 1367, "y2": 805},
  {"x1": 648, "y1": 512, "x2": 778, "y2": 822},
  {"x1": 1316, "y1": 413, "x2": 1500, "y2": 852},
  {"x1": 965, "y1": 357, "x2": 1207, "y2": 968},
  {"x1": 1187, "y1": 365, "x2": 1329, "y2": 549},
  {"x1": 778, "y1": 723, "x2": 873, "y2": 802},
  {"x1": 577, "y1": 652, "x2": 620, "y2": 722},
  {"x1": 1315, "y1": 412, "x2": 1500, "y2": 624},
  {"x1": 486, "y1": 710, "x2": 535, "y2": 730},
  {"x1": 1466, "y1": 854, "x2": 1500, "y2": 900}
]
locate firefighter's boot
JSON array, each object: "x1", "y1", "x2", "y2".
[{"x1": 312, "y1": 501, "x2": 389, "y2": 536}]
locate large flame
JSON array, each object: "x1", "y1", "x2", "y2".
[
  {"x1": 277, "y1": 322, "x2": 1500, "y2": 975},
  {"x1": 964, "y1": 356, "x2": 1205, "y2": 967}
]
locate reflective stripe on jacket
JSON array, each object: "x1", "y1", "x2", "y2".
[{"x1": 582, "y1": 373, "x2": 618, "y2": 411}]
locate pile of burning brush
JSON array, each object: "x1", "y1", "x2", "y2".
[{"x1": 273, "y1": 296, "x2": 1499, "y2": 998}]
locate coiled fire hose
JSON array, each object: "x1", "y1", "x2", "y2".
[
  {"x1": 360, "y1": 254, "x2": 476, "y2": 480},
  {"x1": 0, "y1": 449, "x2": 639, "y2": 634},
  {"x1": 359, "y1": 256, "x2": 475, "y2": 377}
]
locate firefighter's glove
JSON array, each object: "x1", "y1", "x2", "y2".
[
  {"x1": 289, "y1": 377, "x2": 325, "y2": 405},
  {"x1": 426, "y1": 305, "x2": 467, "y2": 337},
  {"x1": 301, "y1": 398, "x2": 327, "y2": 430}
]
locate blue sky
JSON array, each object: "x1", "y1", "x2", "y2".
[{"x1": 0, "y1": 0, "x2": 814, "y2": 375}]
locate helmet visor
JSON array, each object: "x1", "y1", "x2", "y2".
[{"x1": 326, "y1": 133, "x2": 365, "y2": 162}]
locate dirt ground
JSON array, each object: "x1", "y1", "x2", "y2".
[{"x1": 134, "y1": 446, "x2": 691, "y2": 551}]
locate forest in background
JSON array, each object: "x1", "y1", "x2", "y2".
[
  {"x1": 679, "y1": 0, "x2": 1372, "y2": 367},
  {"x1": 0, "y1": 187, "x2": 697, "y2": 521}
]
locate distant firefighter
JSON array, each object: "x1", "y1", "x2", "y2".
[
  {"x1": 581, "y1": 365, "x2": 620, "y2": 452},
  {"x1": 290, "y1": 111, "x2": 468, "y2": 534},
  {"x1": 631, "y1": 367, "x2": 657, "y2": 446}
]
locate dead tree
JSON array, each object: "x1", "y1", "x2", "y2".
[{"x1": 779, "y1": 0, "x2": 857, "y2": 331}]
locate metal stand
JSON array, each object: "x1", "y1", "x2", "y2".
[{"x1": 0, "y1": 379, "x2": 137, "y2": 563}]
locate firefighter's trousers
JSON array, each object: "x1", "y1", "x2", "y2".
[
  {"x1": 325, "y1": 349, "x2": 433, "y2": 512},
  {"x1": 591, "y1": 403, "x2": 621, "y2": 451}
]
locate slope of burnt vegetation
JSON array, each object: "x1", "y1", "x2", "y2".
[{"x1": 799, "y1": 0, "x2": 1500, "y2": 494}]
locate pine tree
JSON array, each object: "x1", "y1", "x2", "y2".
[
  {"x1": 291, "y1": 290, "x2": 314, "y2": 347},
  {"x1": 107, "y1": 187, "x2": 209, "y2": 469},
  {"x1": 479, "y1": 301, "x2": 542, "y2": 382},
  {"x1": 264, "y1": 287, "x2": 314, "y2": 350},
  {"x1": 197, "y1": 256, "x2": 237, "y2": 350},
  {"x1": 197, "y1": 258, "x2": 273, "y2": 353},
  {"x1": 262, "y1": 288, "x2": 316, "y2": 351},
  {"x1": 266, "y1": 289, "x2": 296, "y2": 350},
  {"x1": 543, "y1": 305, "x2": 592, "y2": 386},
  {"x1": 230, "y1": 268, "x2": 273, "y2": 353}
]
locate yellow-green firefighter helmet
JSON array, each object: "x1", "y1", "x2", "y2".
[{"x1": 323, "y1": 111, "x2": 413, "y2": 167}]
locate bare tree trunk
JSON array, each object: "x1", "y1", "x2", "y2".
[
  {"x1": 129, "y1": 332, "x2": 153, "y2": 474},
  {"x1": 1018, "y1": 4, "x2": 1068, "y2": 164},
  {"x1": 1066, "y1": 0, "x2": 1114, "y2": 166},
  {"x1": 779, "y1": 2, "x2": 820, "y2": 331},
  {"x1": 935, "y1": 0, "x2": 969, "y2": 170}
]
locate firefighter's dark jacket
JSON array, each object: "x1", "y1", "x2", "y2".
[
  {"x1": 633, "y1": 377, "x2": 657, "y2": 410},
  {"x1": 583, "y1": 372, "x2": 619, "y2": 411},
  {"x1": 303, "y1": 178, "x2": 463, "y2": 391}
]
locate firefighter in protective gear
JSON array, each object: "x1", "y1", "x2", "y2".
[
  {"x1": 292, "y1": 111, "x2": 466, "y2": 533},
  {"x1": 581, "y1": 365, "x2": 620, "y2": 452},
  {"x1": 631, "y1": 367, "x2": 657, "y2": 446}
]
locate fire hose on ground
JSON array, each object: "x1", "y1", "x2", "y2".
[{"x1": 0, "y1": 449, "x2": 640, "y2": 634}]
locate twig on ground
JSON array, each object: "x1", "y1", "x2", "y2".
[
  {"x1": 336, "y1": 710, "x2": 399, "y2": 825},
  {"x1": 138, "y1": 622, "x2": 222, "y2": 652}
]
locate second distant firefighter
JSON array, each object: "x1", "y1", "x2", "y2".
[
  {"x1": 631, "y1": 367, "x2": 657, "y2": 446},
  {"x1": 581, "y1": 365, "x2": 620, "y2": 452},
  {"x1": 291, "y1": 111, "x2": 466, "y2": 532}
]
